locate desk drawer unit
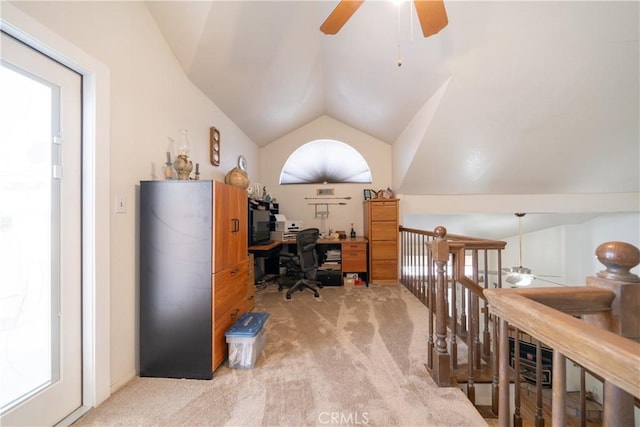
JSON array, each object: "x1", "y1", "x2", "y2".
[{"x1": 341, "y1": 241, "x2": 367, "y2": 272}]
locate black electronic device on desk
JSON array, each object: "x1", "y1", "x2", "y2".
[{"x1": 248, "y1": 207, "x2": 272, "y2": 246}]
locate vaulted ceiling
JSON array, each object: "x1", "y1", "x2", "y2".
[{"x1": 146, "y1": 1, "x2": 639, "y2": 198}]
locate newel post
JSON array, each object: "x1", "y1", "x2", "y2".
[
  {"x1": 429, "y1": 226, "x2": 451, "y2": 386},
  {"x1": 584, "y1": 241, "x2": 640, "y2": 426}
]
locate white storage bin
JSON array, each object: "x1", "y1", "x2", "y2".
[{"x1": 225, "y1": 312, "x2": 269, "y2": 369}]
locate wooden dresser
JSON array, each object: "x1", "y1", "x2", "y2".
[
  {"x1": 139, "y1": 180, "x2": 248, "y2": 379},
  {"x1": 363, "y1": 199, "x2": 399, "y2": 285}
]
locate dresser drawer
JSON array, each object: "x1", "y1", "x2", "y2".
[
  {"x1": 212, "y1": 303, "x2": 243, "y2": 370},
  {"x1": 371, "y1": 241, "x2": 397, "y2": 260},
  {"x1": 370, "y1": 202, "x2": 397, "y2": 221},
  {"x1": 370, "y1": 260, "x2": 398, "y2": 282},
  {"x1": 342, "y1": 252, "x2": 367, "y2": 272},
  {"x1": 342, "y1": 241, "x2": 366, "y2": 252},
  {"x1": 370, "y1": 222, "x2": 398, "y2": 241},
  {"x1": 213, "y1": 261, "x2": 247, "y2": 321}
]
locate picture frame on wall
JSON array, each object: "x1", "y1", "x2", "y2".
[{"x1": 363, "y1": 189, "x2": 372, "y2": 200}]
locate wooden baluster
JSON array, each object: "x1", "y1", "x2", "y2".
[
  {"x1": 482, "y1": 249, "x2": 491, "y2": 359},
  {"x1": 420, "y1": 234, "x2": 426, "y2": 303},
  {"x1": 401, "y1": 231, "x2": 406, "y2": 288},
  {"x1": 427, "y1": 238, "x2": 434, "y2": 370},
  {"x1": 400, "y1": 231, "x2": 405, "y2": 285},
  {"x1": 513, "y1": 328, "x2": 522, "y2": 427},
  {"x1": 431, "y1": 226, "x2": 451, "y2": 386},
  {"x1": 579, "y1": 367, "x2": 586, "y2": 427},
  {"x1": 498, "y1": 318, "x2": 510, "y2": 427},
  {"x1": 450, "y1": 252, "x2": 458, "y2": 371},
  {"x1": 472, "y1": 250, "x2": 481, "y2": 370},
  {"x1": 491, "y1": 249, "x2": 502, "y2": 414},
  {"x1": 552, "y1": 350, "x2": 567, "y2": 426},
  {"x1": 411, "y1": 232, "x2": 417, "y2": 296},
  {"x1": 535, "y1": 340, "x2": 544, "y2": 427},
  {"x1": 460, "y1": 261, "x2": 467, "y2": 338},
  {"x1": 492, "y1": 249, "x2": 503, "y2": 416},
  {"x1": 467, "y1": 289, "x2": 476, "y2": 404}
]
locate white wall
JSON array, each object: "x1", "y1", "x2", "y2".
[
  {"x1": 12, "y1": 1, "x2": 260, "y2": 392},
  {"x1": 500, "y1": 213, "x2": 639, "y2": 286},
  {"x1": 259, "y1": 115, "x2": 392, "y2": 236}
]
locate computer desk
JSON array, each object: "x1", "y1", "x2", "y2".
[{"x1": 248, "y1": 237, "x2": 368, "y2": 286}]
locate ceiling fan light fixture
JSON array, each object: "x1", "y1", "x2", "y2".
[
  {"x1": 503, "y1": 213, "x2": 535, "y2": 287},
  {"x1": 503, "y1": 266, "x2": 534, "y2": 287}
]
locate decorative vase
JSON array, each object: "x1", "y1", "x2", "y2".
[
  {"x1": 172, "y1": 129, "x2": 193, "y2": 180},
  {"x1": 173, "y1": 155, "x2": 193, "y2": 180},
  {"x1": 224, "y1": 167, "x2": 249, "y2": 189}
]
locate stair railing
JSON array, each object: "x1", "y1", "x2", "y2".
[
  {"x1": 400, "y1": 225, "x2": 640, "y2": 425},
  {"x1": 399, "y1": 226, "x2": 506, "y2": 397},
  {"x1": 491, "y1": 241, "x2": 640, "y2": 426}
]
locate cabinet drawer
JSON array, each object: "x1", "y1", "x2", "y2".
[
  {"x1": 370, "y1": 260, "x2": 398, "y2": 282},
  {"x1": 370, "y1": 222, "x2": 397, "y2": 241},
  {"x1": 342, "y1": 257, "x2": 367, "y2": 272},
  {"x1": 212, "y1": 303, "x2": 244, "y2": 371},
  {"x1": 342, "y1": 241, "x2": 366, "y2": 252},
  {"x1": 370, "y1": 202, "x2": 397, "y2": 221},
  {"x1": 371, "y1": 242, "x2": 397, "y2": 260},
  {"x1": 213, "y1": 262, "x2": 247, "y2": 320}
]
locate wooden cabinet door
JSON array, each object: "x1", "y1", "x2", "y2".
[{"x1": 213, "y1": 182, "x2": 248, "y2": 271}]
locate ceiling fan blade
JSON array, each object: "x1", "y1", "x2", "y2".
[
  {"x1": 320, "y1": 0, "x2": 364, "y2": 35},
  {"x1": 413, "y1": 0, "x2": 448, "y2": 37}
]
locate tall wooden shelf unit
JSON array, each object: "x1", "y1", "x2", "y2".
[
  {"x1": 363, "y1": 199, "x2": 399, "y2": 285},
  {"x1": 139, "y1": 180, "x2": 249, "y2": 380}
]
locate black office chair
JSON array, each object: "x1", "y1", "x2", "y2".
[{"x1": 279, "y1": 228, "x2": 323, "y2": 299}]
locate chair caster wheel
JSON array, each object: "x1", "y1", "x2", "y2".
[
  {"x1": 286, "y1": 294, "x2": 292, "y2": 300},
  {"x1": 314, "y1": 293, "x2": 319, "y2": 298}
]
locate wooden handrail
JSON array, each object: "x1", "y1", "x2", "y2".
[
  {"x1": 494, "y1": 287, "x2": 615, "y2": 315},
  {"x1": 485, "y1": 288, "x2": 640, "y2": 398},
  {"x1": 400, "y1": 226, "x2": 507, "y2": 249}
]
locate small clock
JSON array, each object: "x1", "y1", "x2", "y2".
[
  {"x1": 238, "y1": 155, "x2": 247, "y2": 172},
  {"x1": 210, "y1": 127, "x2": 220, "y2": 166}
]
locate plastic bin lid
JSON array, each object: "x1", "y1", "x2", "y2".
[{"x1": 225, "y1": 312, "x2": 270, "y2": 338}]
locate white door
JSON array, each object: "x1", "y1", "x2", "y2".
[{"x1": 0, "y1": 31, "x2": 83, "y2": 426}]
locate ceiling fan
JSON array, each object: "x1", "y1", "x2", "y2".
[{"x1": 320, "y1": 0, "x2": 448, "y2": 38}]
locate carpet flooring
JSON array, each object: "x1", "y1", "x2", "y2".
[{"x1": 74, "y1": 283, "x2": 488, "y2": 426}]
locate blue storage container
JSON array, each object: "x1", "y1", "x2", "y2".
[{"x1": 225, "y1": 312, "x2": 269, "y2": 369}]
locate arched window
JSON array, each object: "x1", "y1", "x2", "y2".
[{"x1": 279, "y1": 139, "x2": 372, "y2": 184}]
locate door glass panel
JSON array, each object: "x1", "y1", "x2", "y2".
[{"x1": 0, "y1": 61, "x2": 60, "y2": 413}]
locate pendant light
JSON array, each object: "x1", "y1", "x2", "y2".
[{"x1": 503, "y1": 213, "x2": 534, "y2": 287}]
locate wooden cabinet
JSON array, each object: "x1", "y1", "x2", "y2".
[
  {"x1": 363, "y1": 199, "x2": 399, "y2": 285},
  {"x1": 140, "y1": 180, "x2": 248, "y2": 380}
]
